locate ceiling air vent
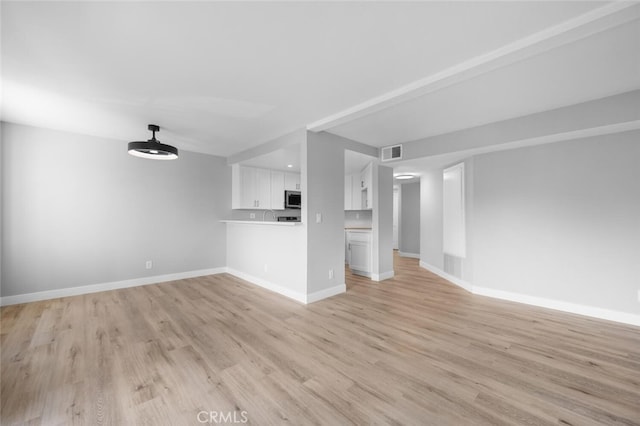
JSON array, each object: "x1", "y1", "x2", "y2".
[{"x1": 381, "y1": 144, "x2": 402, "y2": 162}]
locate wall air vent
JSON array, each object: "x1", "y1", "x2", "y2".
[{"x1": 381, "y1": 144, "x2": 402, "y2": 162}]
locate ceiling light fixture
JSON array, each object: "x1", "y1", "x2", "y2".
[
  {"x1": 128, "y1": 124, "x2": 178, "y2": 160},
  {"x1": 287, "y1": 164, "x2": 293, "y2": 168},
  {"x1": 394, "y1": 174, "x2": 415, "y2": 180}
]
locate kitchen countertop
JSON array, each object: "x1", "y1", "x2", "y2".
[
  {"x1": 345, "y1": 227, "x2": 372, "y2": 230},
  {"x1": 221, "y1": 220, "x2": 302, "y2": 226}
]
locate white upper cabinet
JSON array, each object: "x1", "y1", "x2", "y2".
[
  {"x1": 345, "y1": 162, "x2": 374, "y2": 210},
  {"x1": 351, "y1": 172, "x2": 363, "y2": 210},
  {"x1": 344, "y1": 174, "x2": 353, "y2": 210},
  {"x1": 232, "y1": 164, "x2": 272, "y2": 209},
  {"x1": 270, "y1": 171, "x2": 285, "y2": 210},
  {"x1": 284, "y1": 172, "x2": 301, "y2": 191},
  {"x1": 255, "y1": 168, "x2": 271, "y2": 209},
  {"x1": 240, "y1": 166, "x2": 257, "y2": 209},
  {"x1": 360, "y1": 162, "x2": 373, "y2": 209},
  {"x1": 233, "y1": 164, "x2": 300, "y2": 210}
]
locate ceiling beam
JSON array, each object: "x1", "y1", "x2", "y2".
[{"x1": 307, "y1": 2, "x2": 640, "y2": 133}]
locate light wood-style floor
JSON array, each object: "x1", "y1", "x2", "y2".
[{"x1": 2, "y1": 254, "x2": 640, "y2": 425}]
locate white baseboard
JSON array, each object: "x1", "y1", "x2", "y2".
[
  {"x1": 398, "y1": 252, "x2": 420, "y2": 259},
  {"x1": 419, "y1": 261, "x2": 473, "y2": 292},
  {"x1": 473, "y1": 286, "x2": 640, "y2": 327},
  {"x1": 0, "y1": 268, "x2": 227, "y2": 307},
  {"x1": 225, "y1": 268, "x2": 307, "y2": 304},
  {"x1": 1, "y1": 266, "x2": 344, "y2": 308},
  {"x1": 226, "y1": 269, "x2": 346, "y2": 304},
  {"x1": 371, "y1": 270, "x2": 395, "y2": 281},
  {"x1": 419, "y1": 260, "x2": 640, "y2": 327},
  {"x1": 306, "y1": 284, "x2": 346, "y2": 304}
]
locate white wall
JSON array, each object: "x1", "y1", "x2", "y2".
[
  {"x1": 1, "y1": 122, "x2": 230, "y2": 298},
  {"x1": 399, "y1": 182, "x2": 420, "y2": 256},
  {"x1": 402, "y1": 90, "x2": 640, "y2": 161},
  {"x1": 372, "y1": 164, "x2": 394, "y2": 279},
  {"x1": 420, "y1": 169, "x2": 444, "y2": 270},
  {"x1": 305, "y1": 132, "x2": 346, "y2": 294},
  {"x1": 226, "y1": 223, "x2": 307, "y2": 301},
  {"x1": 420, "y1": 130, "x2": 640, "y2": 321},
  {"x1": 473, "y1": 131, "x2": 640, "y2": 315}
]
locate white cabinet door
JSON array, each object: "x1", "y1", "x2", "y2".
[
  {"x1": 255, "y1": 168, "x2": 271, "y2": 209},
  {"x1": 232, "y1": 165, "x2": 271, "y2": 209},
  {"x1": 351, "y1": 173, "x2": 362, "y2": 210},
  {"x1": 240, "y1": 166, "x2": 258, "y2": 209},
  {"x1": 232, "y1": 164, "x2": 242, "y2": 209},
  {"x1": 361, "y1": 162, "x2": 372, "y2": 190},
  {"x1": 344, "y1": 174, "x2": 352, "y2": 210},
  {"x1": 360, "y1": 162, "x2": 373, "y2": 209},
  {"x1": 284, "y1": 172, "x2": 301, "y2": 191},
  {"x1": 271, "y1": 171, "x2": 285, "y2": 210},
  {"x1": 232, "y1": 166, "x2": 296, "y2": 210},
  {"x1": 349, "y1": 241, "x2": 371, "y2": 273},
  {"x1": 346, "y1": 231, "x2": 371, "y2": 274}
]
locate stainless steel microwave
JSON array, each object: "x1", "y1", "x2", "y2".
[{"x1": 285, "y1": 190, "x2": 301, "y2": 209}]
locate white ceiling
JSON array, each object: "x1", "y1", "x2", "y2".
[
  {"x1": 242, "y1": 143, "x2": 302, "y2": 173},
  {"x1": 345, "y1": 150, "x2": 376, "y2": 175},
  {"x1": 238, "y1": 143, "x2": 374, "y2": 175},
  {"x1": 2, "y1": 1, "x2": 619, "y2": 158},
  {"x1": 329, "y1": 19, "x2": 640, "y2": 146}
]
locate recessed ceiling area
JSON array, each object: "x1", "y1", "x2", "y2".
[
  {"x1": 1, "y1": 1, "x2": 617, "y2": 158},
  {"x1": 345, "y1": 150, "x2": 376, "y2": 175},
  {"x1": 241, "y1": 144, "x2": 302, "y2": 173}
]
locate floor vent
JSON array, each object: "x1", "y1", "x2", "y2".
[{"x1": 381, "y1": 144, "x2": 402, "y2": 162}]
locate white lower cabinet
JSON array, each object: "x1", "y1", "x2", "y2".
[{"x1": 345, "y1": 230, "x2": 372, "y2": 276}]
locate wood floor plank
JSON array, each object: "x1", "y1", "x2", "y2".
[{"x1": 2, "y1": 253, "x2": 639, "y2": 425}]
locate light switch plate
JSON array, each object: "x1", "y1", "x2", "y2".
[{"x1": 316, "y1": 213, "x2": 322, "y2": 223}]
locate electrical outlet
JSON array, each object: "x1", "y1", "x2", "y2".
[
  {"x1": 145, "y1": 260, "x2": 152, "y2": 269},
  {"x1": 328, "y1": 269, "x2": 334, "y2": 279},
  {"x1": 356, "y1": 213, "x2": 359, "y2": 219},
  {"x1": 316, "y1": 213, "x2": 322, "y2": 223},
  {"x1": 264, "y1": 264, "x2": 268, "y2": 272},
  {"x1": 250, "y1": 213, "x2": 256, "y2": 219},
  {"x1": 637, "y1": 289, "x2": 640, "y2": 302}
]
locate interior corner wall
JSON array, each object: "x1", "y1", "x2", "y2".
[
  {"x1": 399, "y1": 182, "x2": 420, "y2": 255},
  {"x1": 420, "y1": 159, "x2": 474, "y2": 282},
  {"x1": 304, "y1": 132, "x2": 346, "y2": 294},
  {"x1": 420, "y1": 169, "x2": 444, "y2": 269},
  {"x1": 1, "y1": 122, "x2": 231, "y2": 298},
  {"x1": 473, "y1": 130, "x2": 640, "y2": 315},
  {"x1": 372, "y1": 164, "x2": 394, "y2": 277}
]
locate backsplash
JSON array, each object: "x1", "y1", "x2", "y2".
[{"x1": 344, "y1": 210, "x2": 372, "y2": 228}]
